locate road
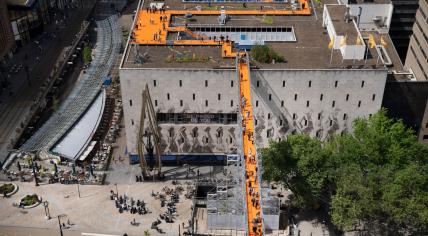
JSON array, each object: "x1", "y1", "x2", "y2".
[{"x1": 0, "y1": 1, "x2": 96, "y2": 163}]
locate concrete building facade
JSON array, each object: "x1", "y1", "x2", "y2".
[
  {"x1": 405, "y1": 0, "x2": 428, "y2": 81},
  {"x1": 119, "y1": 0, "x2": 407, "y2": 159}
]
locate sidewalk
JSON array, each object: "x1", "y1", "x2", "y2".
[{"x1": 0, "y1": 1, "x2": 96, "y2": 163}]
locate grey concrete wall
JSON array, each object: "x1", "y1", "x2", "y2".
[
  {"x1": 120, "y1": 68, "x2": 387, "y2": 155},
  {"x1": 250, "y1": 69, "x2": 387, "y2": 147},
  {"x1": 119, "y1": 69, "x2": 239, "y2": 155}
]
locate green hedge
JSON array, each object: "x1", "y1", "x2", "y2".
[{"x1": 251, "y1": 45, "x2": 285, "y2": 63}]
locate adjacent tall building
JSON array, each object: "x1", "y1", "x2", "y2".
[
  {"x1": 405, "y1": 0, "x2": 428, "y2": 81},
  {"x1": 0, "y1": 0, "x2": 15, "y2": 63},
  {"x1": 389, "y1": 0, "x2": 420, "y2": 60}
]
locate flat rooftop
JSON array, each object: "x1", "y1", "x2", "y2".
[{"x1": 121, "y1": 0, "x2": 404, "y2": 71}]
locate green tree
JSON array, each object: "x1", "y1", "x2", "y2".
[{"x1": 261, "y1": 109, "x2": 428, "y2": 234}]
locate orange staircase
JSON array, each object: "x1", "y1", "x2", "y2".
[{"x1": 238, "y1": 55, "x2": 263, "y2": 235}]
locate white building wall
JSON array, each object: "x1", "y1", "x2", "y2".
[
  {"x1": 120, "y1": 68, "x2": 388, "y2": 155},
  {"x1": 250, "y1": 69, "x2": 387, "y2": 147}
]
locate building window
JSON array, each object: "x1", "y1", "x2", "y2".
[
  {"x1": 358, "y1": 100, "x2": 361, "y2": 107},
  {"x1": 308, "y1": 80, "x2": 312, "y2": 87},
  {"x1": 318, "y1": 113, "x2": 321, "y2": 120},
  {"x1": 332, "y1": 100, "x2": 335, "y2": 108},
  {"x1": 281, "y1": 100, "x2": 284, "y2": 107},
  {"x1": 257, "y1": 81, "x2": 260, "y2": 87},
  {"x1": 346, "y1": 94, "x2": 349, "y2": 101},
  {"x1": 293, "y1": 113, "x2": 296, "y2": 120},
  {"x1": 205, "y1": 100, "x2": 208, "y2": 107},
  {"x1": 256, "y1": 100, "x2": 258, "y2": 107},
  {"x1": 153, "y1": 80, "x2": 157, "y2": 87},
  {"x1": 269, "y1": 94, "x2": 272, "y2": 100},
  {"x1": 320, "y1": 94, "x2": 323, "y2": 101},
  {"x1": 330, "y1": 120, "x2": 333, "y2": 126},
  {"x1": 167, "y1": 93, "x2": 170, "y2": 100},
  {"x1": 180, "y1": 100, "x2": 183, "y2": 107},
  {"x1": 218, "y1": 94, "x2": 221, "y2": 100},
  {"x1": 361, "y1": 81, "x2": 365, "y2": 88},
  {"x1": 231, "y1": 81, "x2": 234, "y2": 87},
  {"x1": 205, "y1": 80, "x2": 208, "y2": 87},
  {"x1": 255, "y1": 119, "x2": 258, "y2": 125},
  {"x1": 280, "y1": 119, "x2": 283, "y2": 126},
  {"x1": 129, "y1": 100, "x2": 133, "y2": 106},
  {"x1": 335, "y1": 81, "x2": 338, "y2": 88},
  {"x1": 282, "y1": 80, "x2": 285, "y2": 87},
  {"x1": 193, "y1": 94, "x2": 195, "y2": 100},
  {"x1": 426, "y1": 123, "x2": 428, "y2": 128},
  {"x1": 155, "y1": 100, "x2": 158, "y2": 106},
  {"x1": 423, "y1": 135, "x2": 428, "y2": 140},
  {"x1": 306, "y1": 100, "x2": 310, "y2": 107},
  {"x1": 131, "y1": 119, "x2": 134, "y2": 125},
  {"x1": 316, "y1": 130, "x2": 321, "y2": 138},
  {"x1": 372, "y1": 94, "x2": 376, "y2": 101},
  {"x1": 343, "y1": 113, "x2": 347, "y2": 120},
  {"x1": 230, "y1": 100, "x2": 233, "y2": 107},
  {"x1": 294, "y1": 94, "x2": 297, "y2": 101},
  {"x1": 268, "y1": 113, "x2": 271, "y2": 119},
  {"x1": 179, "y1": 80, "x2": 182, "y2": 87},
  {"x1": 304, "y1": 119, "x2": 308, "y2": 126}
]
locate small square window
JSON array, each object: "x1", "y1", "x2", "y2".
[
  {"x1": 335, "y1": 81, "x2": 338, "y2": 88},
  {"x1": 257, "y1": 81, "x2": 260, "y2": 87},
  {"x1": 205, "y1": 80, "x2": 208, "y2": 87},
  {"x1": 308, "y1": 80, "x2": 312, "y2": 87},
  {"x1": 167, "y1": 93, "x2": 170, "y2": 100},
  {"x1": 193, "y1": 94, "x2": 195, "y2": 100},
  {"x1": 205, "y1": 100, "x2": 208, "y2": 107},
  {"x1": 230, "y1": 100, "x2": 233, "y2": 107},
  {"x1": 282, "y1": 81, "x2": 285, "y2": 87},
  {"x1": 155, "y1": 100, "x2": 158, "y2": 106},
  {"x1": 179, "y1": 80, "x2": 182, "y2": 87},
  {"x1": 153, "y1": 80, "x2": 157, "y2": 87},
  {"x1": 218, "y1": 94, "x2": 221, "y2": 100},
  {"x1": 231, "y1": 81, "x2": 234, "y2": 87},
  {"x1": 129, "y1": 100, "x2": 133, "y2": 106},
  {"x1": 180, "y1": 100, "x2": 183, "y2": 107},
  {"x1": 131, "y1": 119, "x2": 134, "y2": 125},
  {"x1": 306, "y1": 101, "x2": 310, "y2": 107}
]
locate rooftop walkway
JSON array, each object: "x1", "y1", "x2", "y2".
[{"x1": 239, "y1": 55, "x2": 263, "y2": 235}]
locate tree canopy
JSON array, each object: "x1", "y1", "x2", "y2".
[{"x1": 260, "y1": 109, "x2": 428, "y2": 234}]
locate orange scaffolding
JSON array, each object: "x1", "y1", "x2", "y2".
[{"x1": 130, "y1": 2, "x2": 311, "y2": 234}]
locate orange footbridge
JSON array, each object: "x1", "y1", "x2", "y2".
[
  {"x1": 130, "y1": 2, "x2": 311, "y2": 234},
  {"x1": 238, "y1": 54, "x2": 263, "y2": 235}
]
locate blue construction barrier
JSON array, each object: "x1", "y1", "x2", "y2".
[{"x1": 129, "y1": 154, "x2": 226, "y2": 165}]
